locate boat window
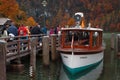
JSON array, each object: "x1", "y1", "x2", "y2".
[
  {"x1": 74, "y1": 31, "x2": 89, "y2": 46},
  {"x1": 64, "y1": 31, "x2": 72, "y2": 46},
  {"x1": 62, "y1": 30, "x2": 102, "y2": 49},
  {"x1": 92, "y1": 31, "x2": 99, "y2": 47},
  {"x1": 65, "y1": 31, "x2": 72, "y2": 42},
  {"x1": 64, "y1": 30, "x2": 90, "y2": 47}
]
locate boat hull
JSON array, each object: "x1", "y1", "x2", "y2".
[
  {"x1": 59, "y1": 60, "x2": 103, "y2": 80},
  {"x1": 60, "y1": 51, "x2": 104, "y2": 75}
]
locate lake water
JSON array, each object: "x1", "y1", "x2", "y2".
[{"x1": 7, "y1": 33, "x2": 120, "y2": 80}]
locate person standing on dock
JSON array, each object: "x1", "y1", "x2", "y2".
[
  {"x1": 18, "y1": 24, "x2": 28, "y2": 39},
  {"x1": 1, "y1": 24, "x2": 9, "y2": 38},
  {"x1": 41, "y1": 26, "x2": 47, "y2": 35},
  {"x1": 30, "y1": 23, "x2": 43, "y2": 35},
  {"x1": 7, "y1": 21, "x2": 18, "y2": 41},
  {"x1": 7, "y1": 21, "x2": 18, "y2": 36},
  {"x1": 49, "y1": 27, "x2": 54, "y2": 35},
  {"x1": 30, "y1": 23, "x2": 43, "y2": 42}
]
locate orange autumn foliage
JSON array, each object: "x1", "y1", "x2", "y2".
[
  {"x1": 0, "y1": 0, "x2": 28, "y2": 24},
  {"x1": 26, "y1": 17, "x2": 36, "y2": 26},
  {"x1": 0, "y1": 0, "x2": 19, "y2": 18},
  {"x1": 67, "y1": 18, "x2": 75, "y2": 27}
]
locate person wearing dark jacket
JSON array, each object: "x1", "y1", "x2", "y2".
[
  {"x1": 31, "y1": 24, "x2": 42, "y2": 35},
  {"x1": 30, "y1": 23, "x2": 43, "y2": 42},
  {"x1": 7, "y1": 21, "x2": 18, "y2": 36}
]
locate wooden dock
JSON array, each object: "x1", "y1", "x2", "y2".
[{"x1": 0, "y1": 34, "x2": 59, "y2": 80}]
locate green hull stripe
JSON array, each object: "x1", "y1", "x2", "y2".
[{"x1": 63, "y1": 59, "x2": 103, "y2": 75}]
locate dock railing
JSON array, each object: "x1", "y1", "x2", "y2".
[{"x1": 0, "y1": 34, "x2": 60, "y2": 80}]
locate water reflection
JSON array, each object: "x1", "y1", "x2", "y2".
[{"x1": 59, "y1": 61, "x2": 103, "y2": 80}]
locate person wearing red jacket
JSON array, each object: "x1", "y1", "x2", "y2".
[{"x1": 18, "y1": 24, "x2": 28, "y2": 39}]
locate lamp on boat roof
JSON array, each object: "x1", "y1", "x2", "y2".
[
  {"x1": 42, "y1": 0, "x2": 47, "y2": 7},
  {"x1": 74, "y1": 14, "x2": 81, "y2": 22},
  {"x1": 74, "y1": 12, "x2": 84, "y2": 21},
  {"x1": 75, "y1": 12, "x2": 84, "y2": 17},
  {"x1": 74, "y1": 12, "x2": 85, "y2": 28},
  {"x1": 74, "y1": 14, "x2": 81, "y2": 28}
]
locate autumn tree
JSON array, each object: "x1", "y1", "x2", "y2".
[
  {"x1": 0, "y1": 0, "x2": 27, "y2": 24},
  {"x1": 53, "y1": 8, "x2": 63, "y2": 26},
  {"x1": 67, "y1": 18, "x2": 75, "y2": 27},
  {"x1": 0, "y1": 0, "x2": 19, "y2": 17},
  {"x1": 26, "y1": 17, "x2": 36, "y2": 27}
]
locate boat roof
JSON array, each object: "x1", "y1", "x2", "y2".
[{"x1": 61, "y1": 27, "x2": 103, "y2": 32}]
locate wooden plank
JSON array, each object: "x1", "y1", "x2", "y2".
[
  {"x1": 0, "y1": 40, "x2": 7, "y2": 80},
  {"x1": 111, "y1": 33, "x2": 115, "y2": 49},
  {"x1": 30, "y1": 38, "x2": 37, "y2": 79},
  {"x1": 50, "y1": 34, "x2": 57, "y2": 61},
  {"x1": 42, "y1": 36, "x2": 50, "y2": 66}
]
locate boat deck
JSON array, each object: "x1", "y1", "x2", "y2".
[{"x1": 57, "y1": 47, "x2": 105, "y2": 54}]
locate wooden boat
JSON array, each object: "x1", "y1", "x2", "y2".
[{"x1": 57, "y1": 12, "x2": 105, "y2": 75}]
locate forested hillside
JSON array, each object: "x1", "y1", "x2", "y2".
[{"x1": 0, "y1": 0, "x2": 120, "y2": 31}]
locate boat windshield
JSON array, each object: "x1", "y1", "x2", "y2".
[{"x1": 61, "y1": 30, "x2": 102, "y2": 49}]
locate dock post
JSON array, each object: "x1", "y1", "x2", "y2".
[
  {"x1": 29, "y1": 38, "x2": 37, "y2": 79},
  {"x1": 50, "y1": 34, "x2": 57, "y2": 61},
  {"x1": 111, "y1": 33, "x2": 115, "y2": 49},
  {"x1": 116, "y1": 34, "x2": 120, "y2": 56},
  {"x1": 0, "y1": 40, "x2": 7, "y2": 80},
  {"x1": 42, "y1": 36, "x2": 50, "y2": 66},
  {"x1": 9, "y1": 39, "x2": 24, "y2": 74}
]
